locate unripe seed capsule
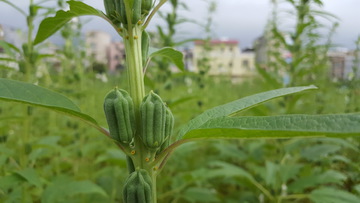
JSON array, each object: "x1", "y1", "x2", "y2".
[
  {"x1": 104, "y1": 0, "x2": 120, "y2": 24},
  {"x1": 123, "y1": 169, "x2": 152, "y2": 203},
  {"x1": 158, "y1": 106, "x2": 174, "y2": 153},
  {"x1": 140, "y1": 91, "x2": 167, "y2": 151},
  {"x1": 103, "y1": 88, "x2": 135, "y2": 144},
  {"x1": 132, "y1": 0, "x2": 142, "y2": 25},
  {"x1": 116, "y1": 0, "x2": 127, "y2": 26},
  {"x1": 141, "y1": 0, "x2": 153, "y2": 16}
]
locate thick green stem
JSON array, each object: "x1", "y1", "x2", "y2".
[
  {"x1": 151, "y1": 172, "x2": 157, "y2": 203},
  {"x1": 124, "y1": 26, "x2": 145, "y2": 112},
  {"x1": 124, "y1": 25, "x2": 159, "y2": 202},
  {"x1": 124, "y1": 25, "x2": 147, "y2": 168}
]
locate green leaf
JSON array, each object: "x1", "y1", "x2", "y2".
[
  {"x1": 182, "y1": 114, "x2": 360, "y2": 140},
  {"x1": 265, "y1": 161, "x2": 278, "y2": 188},
  {"x1": 183, "y1": 187, "x2": 220, "y2": 203},
  {"x1": 42, "y1": 176, "x2": 108, "y2": 202},
  {"x1": 0, "y1": 174, "x2": 23, "y2": 190},
  {"x1": 278, "y1": 164, "x2": 302, "y2": 183},
  {"x1": 0, "y1": 78, "x2": 106, "y2": 135},
  {"x1": 34, "y1": 0, "x2": 107, "y2": 45},
  {"x1": 14, "y1": 168, "x2": 42, "y2": 187},
  {"x1": 355, "y1": 184, "x2": 360, "y2": 194},
  {"x1": 205, "y1": 161, "x2": 274, "y2": 200},
  {"x1": 178, "y1": 85, "x2": 317, "y2": 139},
  {"x1": 148, "y1": 47, "x2": 185, "y2": 71},
  {"x1": 207, "y1": 161, "x2": 255, "y2": 181},
  {"x1": 301, "y1": 144, "x2": 341, "y2": 161},
  {"x1": 289, "y1": 170, "x2": 347, "y2": 193},
  {"x1": 0, "y1": 40, "x2": 20, "y2": 56},
  {"x1": 309, "y1": 187, "x2": 360, "y2": 203}
]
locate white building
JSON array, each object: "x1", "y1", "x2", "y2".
[
  {"x1": 85, "y1": 31, "x2": 112, "y2": 65},
  {"x1": 192, "y1": 39, "x2": 255, "y2": 77},
  {"x1": 328, "y1": 48, "x2": 360, "y2": 80}
]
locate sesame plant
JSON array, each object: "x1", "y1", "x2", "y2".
[
  {"x1": 259, "y1": 0, "x2": 338, "y2": 89},
  {"x1": 0, "y1": 1, "x2": 360, "y2": 202},
  {"x1": 0, "y1": 0, "x2": 57, "y2": 83}
]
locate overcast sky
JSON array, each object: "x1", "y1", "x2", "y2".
[{"x1": 0, "y1": 0, "x2": 359, "y2": 49}]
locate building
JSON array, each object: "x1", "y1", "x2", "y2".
[
  {"x1": 85, "y1": 31, "x2": 112, "y2": 65},
  {"x1": 328, "y1": 48, "x2": 360, "y2": 80},
  {"x1": 192, "y1": 39, "x2": 255, "y2": 77},
  {"x1": 85, "y1": 30, "x2": 127, "y2": 72},
  {"x1": 107, "y1": 42, "x2": 125, "y2": 72}
]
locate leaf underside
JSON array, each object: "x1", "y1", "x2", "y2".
[
  {"x1": 182, "y1": 114, "x2": 360, "y2": 140},
  {"x1": 148, "y1": 47, "x2": 185, "y2": 72},
  {"x1": 178, "y1": 85, "x2": 318, "y2": 139},
  {"x1": 0, "y1": 78, "x2": 104, "y2": 134}
]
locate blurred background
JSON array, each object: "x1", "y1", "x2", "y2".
[{"x1": 0, "y1": 0, "x2": 359, "y2": 202}]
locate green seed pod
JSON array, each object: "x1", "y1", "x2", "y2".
[
  {"x1": 103, "y1": 88, "x2": 135, "y2": 144},
  {"x1": 141, "y1": 0, "x2": 153, "y2": 16},
  {"x1": 140, "y1": 91, "x2": 166, "y2": 150},
  {"x1": 141, "y1": 31, "x2": 150, "y2": 66},
  {"x1": 123, "y1": 169, "x2": 152, "y2": 203},
  {"x1": 104, "y1": 0, "x2": 117, "y2": 23},
  {"x1": 115, "y1": 0, "x2": 127, "y2": 25},
  {"x1": 132, "y1": 0, "x2": 142, "y2": 24},
  {"x1": 158, "y1": 106, "x2": 174, "y2": 153}
]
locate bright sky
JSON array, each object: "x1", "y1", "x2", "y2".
[{"x1": 0, "y1": 0, "x2": 359, "y2": 49}]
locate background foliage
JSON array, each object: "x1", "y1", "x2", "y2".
[{"x1": 0, "y1": 0, "x2": 359, "y2": 202}]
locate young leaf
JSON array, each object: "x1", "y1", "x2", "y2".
[
  {"x1": 178, "y1": 85, "x2": 317, "y2": 139},
  {"x1": 34, "y1": 0, "x2": 107, "y2": 45},
  {"x1": 147, "y1": 47, "x2": 185, "y2": 72},
  {"x1": 0, "y1": 79, "x2": 107, "y2": 135},
  {"x1": 182, "y1": 114, "x2": 360, "y2": 140}
]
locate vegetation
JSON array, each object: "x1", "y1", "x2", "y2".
[{"x1": 0, "y1": 0, "x2": 359, "y2": 202}]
